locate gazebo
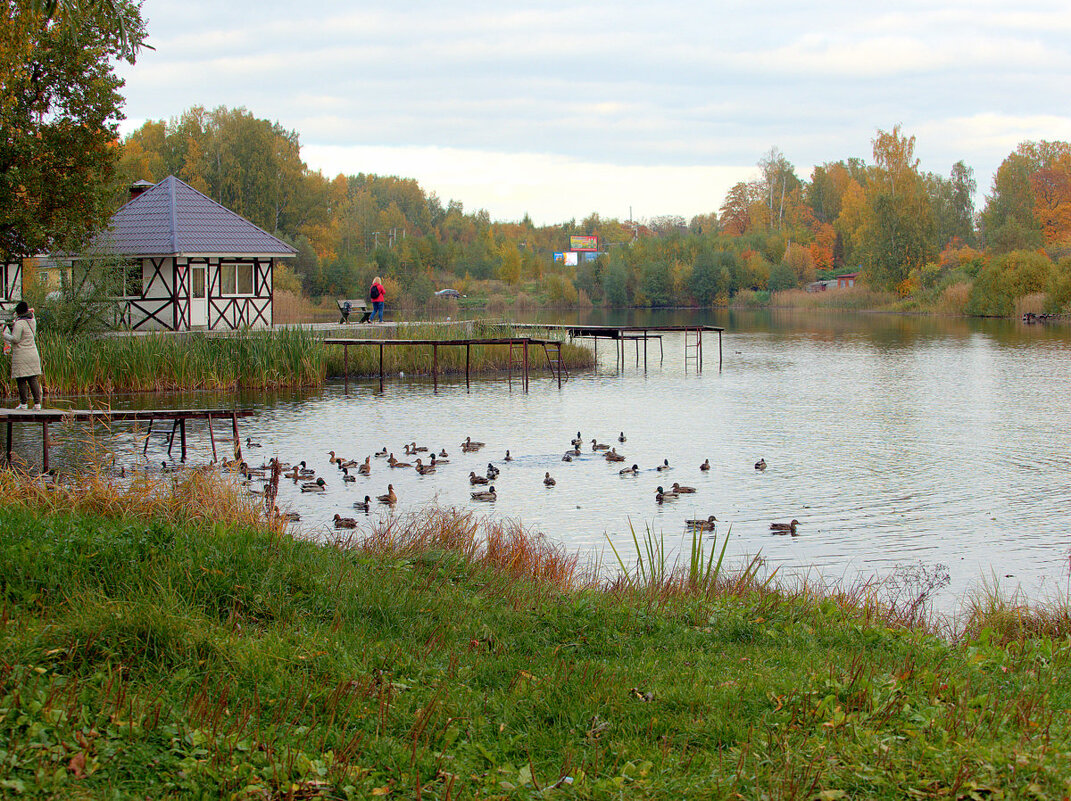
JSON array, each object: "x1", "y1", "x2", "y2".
[{"x1": 84, "y1": 176, "x2": 296, "y2": 331}]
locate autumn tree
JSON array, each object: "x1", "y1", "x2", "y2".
[
  {"x1": 856, "y1": 126, "x2": 936, "y2": 290},
  {"x1": 0, "y1": 0, "x2": 145, "y2": 262}
]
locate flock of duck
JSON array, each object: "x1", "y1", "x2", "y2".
[{"x1": 241, "y1": 430, "x2": 801, "y2": 536}]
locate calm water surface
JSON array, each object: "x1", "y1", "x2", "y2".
[{"x1": 20, "y1": 310, "x2": 1071, "y2": 613}]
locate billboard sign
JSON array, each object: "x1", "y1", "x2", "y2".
[
  {"x1": 569, "y1": 235, "x2": 599, "y2": 251},
  {"x1": 552, "y1": 252, "x2": 565, "y2": 262},
  {"x1": 563, "y1": 251, "x2": 579, "y2": 266}
]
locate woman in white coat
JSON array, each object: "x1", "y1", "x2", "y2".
[{"x1": 4, "y1": 301, "x2": 42, "y2": 410}]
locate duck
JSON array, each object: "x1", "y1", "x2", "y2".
[
  {"x1": 341, "y1": 467, "x2": 356, "y2": 483},
  {"x1": 287, "y1": 461, "x2": 315, "y2": 480},
  {"x1": 430, "y1": 453, "x2": 448, "y2": 466},
  {"x1": 604, "y1": 448, "x2": 625, "y2": 462},
  {"x1": 374, "y1": 447, "x2": 389, "y2": 458},
  {"x1": 543, "y1": 472, "x2": 556, "y2": 486},
  {"x1": 339, "y1": 458, "x2": 358, "y2": 469},
  {"x1": 671, "y1": 482, "x2": 696, "y2": 494},
  {"x1": 377, "y1": 484, "x2": 397, "y2": 504},
  {"x1": 403, "y1": 443, "x2": 414, "y2": 455},
  {"x1": 469, "y1": 471, "x2": 489, "y2": 485},
  {"x1": 353, "y1": 496, "x2": 372, "y2": 512},
  {"x1": 591, "y1": 438, "x2": 610, "y2": 451},
  {"x1": 685, "y1": 515, "x2": 718, "y2": 531},
  {"x1": 565, "y1": 446, "x2": 581, "y2": 457},
  {"x1": 655, "y1": 485, "x2": 679, "y2": 503},
  {"x1": 755, "y1": 458, "x2": 767, "y2": 471},
  {"x1": 656, "y1": 459, "x2": 671, "y2": 471},
  {"x1": 358, "y1": 457, "x2": 371, "y2": 475},
  {"x1": 410, "y1": 442, "x2": 428, "y2": 453},
  {"x1": 301, "y1": 477, "x2": 327, "y2": 493},
  {"x1": 618, "y1": 432, "x2": 627, "y2": 442},
  {"x1": 327, "y1": 450, "x2": 341, "y2": 465},
  {"x1": 278, "y1": 510, "x2": 301, "y2": 522},
  {"x1": 503, "y1": 450, "x2": 513, "y2": 461},
  {"x1": 770, "y1": 519, "x2": 800, "y2": 535},
  {"x1": 561, "y1": 453, "x2": 573, "y2": 462},
  {"x1": 486, "y1": 462, "x2": 500, "y2": 479},
  {"x1": 700, "y1": 459, "x2": 711, "y2": 471},
  {"x1": 388, "y1": 454, "x2": 411, "y2": 468},
  {"x1": 333, "y1": 513, "x2": 358, "y2": 529},
  {"x1": 246, "y1": 437, "x2": 262, "y2": 448},
  {"x1": 461, "y1": 436, "x2": 485, "y2": 451},
  {"x1": 439, "y1": 449, "x2": 449, "y2": 458},
  {"x1": 619, "y1": 464, "x2": 639, "y2": 475},
  {"x1": 471, "y1": 485, "x2": 497, "y2": 501},
  {"x1": 415, "y1": 458, "x2": 436, "y2": 475},
  {"x1": 571, "y1": 431, "x2": 583, "y2": 447}
]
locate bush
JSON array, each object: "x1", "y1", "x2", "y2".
[{"x1": 768, "y1": 262, "x2": 797, "y2": 292}]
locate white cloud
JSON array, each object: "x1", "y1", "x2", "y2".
[
  {"x1": 117, "y1": 0, "x2": 1071, "y2": 221},
  {"x1": 302, "y1": 144, "x2": 753, "y2": 225}
]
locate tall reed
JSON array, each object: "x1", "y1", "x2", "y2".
[{"x1": 5, "y1": 323, "x2": 594, "y2": 397}]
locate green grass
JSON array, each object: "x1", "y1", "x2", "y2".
[
  {"x1": 8, "y1": 323, "x2": 593, "y2": 397},
  {"x1": 2, "y1": 475, "x2": 1071, "y2": 798}
]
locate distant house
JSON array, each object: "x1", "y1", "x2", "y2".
[
  {"x1": 806, "y1": 279, "x2": 837, "y2": 293},
  {"x1": 836, "y1": 272, "x2": 860, "y2": 289}
]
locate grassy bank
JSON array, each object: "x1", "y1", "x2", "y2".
[
  {"x1": 1, "y1": 469, "x2": 1071, "y2": 798},
  {"x1": 10, "y1": 323, "x2": 593, "y2": 397}
]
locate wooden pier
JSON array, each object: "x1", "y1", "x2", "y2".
[
  {"x1": 0, "y1": 407, "x2": 256, "y2": 472},
  {"x1": 325, "y1": 337, "x2": 570, "y2": 392},
  {"x1": 500, "y1": 324, "x2": 724, "y2": 370}
]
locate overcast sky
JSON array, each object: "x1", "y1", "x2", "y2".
[{"x1": 117, "y1": 0, "x2": 1071, "y2": 225}]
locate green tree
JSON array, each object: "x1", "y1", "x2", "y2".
[
  {"x1": 0, "y1": 1, "x2": 145, "y2": 262},
  {"x1": 857, "y1": 126, "x2": 936, "y2": 290}
]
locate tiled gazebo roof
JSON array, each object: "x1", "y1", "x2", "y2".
[{"x1": 90, "y1": 176, "x2": 296, "y2": 258}]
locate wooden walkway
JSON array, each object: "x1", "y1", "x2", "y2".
[
  {"x1": 499, "y1": 324, "x2": 724, "y2": 370},
  {"x1": 325, "y1": 337, "x2": 570, "y2": 391},
  {"x1": 0, "y1": 407, "x2": 255, "y2": 471}
]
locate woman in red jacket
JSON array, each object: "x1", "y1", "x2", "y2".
[{"x1": 369, "y1": 276, "x2": 385, "y2": 323}]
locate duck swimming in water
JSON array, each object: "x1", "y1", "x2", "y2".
[
  {"x1": 755, "y1": 458, "x2": 767, "y2": 471},
  {"x1": 619, "y1": 464, "x2": 639, "y2": 475},
  {"x1": 671, "y1": 482, "x2": 695, "y2": 493},
  {"x1": 469, "y1": 471, "x2": 489, "y2": 485},
  {"x1": 471, "y1": 485, "x2": 497, "y2": 501},
  {"x1": 301, "y1": 477, "x2": 326, "y2": 493},
  {"x1": 333, "y1": 513, "x2": 358, "y2": 529},
  {"x1": 770, "y1": 519, "x2": 800, "y2": 535},
  {"x1": 353, "y1": 496, "x2": 372, "y2": 512},
  {"x1": 657, "y1": 459, "x2": 671, "y2": 471},
  {"x1": 543, "y1": 472, "x2": 556, "y2": 486},
  {"x1": 685, "y1": 515, "x2": 718, "y2": 531},
  {"x1": 377, "y1": 484, "x2": 398, "y2": 505},
  {"x1": 655, "y1": 485, "x2": 679, "y2": 503}
]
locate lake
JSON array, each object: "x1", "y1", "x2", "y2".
[{"x1": 16, "y1": 309, "x2": 1071, "y2": 615}]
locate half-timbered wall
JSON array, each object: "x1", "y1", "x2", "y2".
[
  {"x1": 0, "y1": 262, "x2": 22, "y2": 312},
  {"x1": 121, "y1": 255, "x2": 274, "y2": 331}
]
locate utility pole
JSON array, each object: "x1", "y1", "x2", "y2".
[{"x1": 372, "y1": 231, "x2": 381, "y2": 249}]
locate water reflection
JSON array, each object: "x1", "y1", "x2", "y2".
[{"x1": 15, "y1": 310, "x2": 1071, "y2": 614}]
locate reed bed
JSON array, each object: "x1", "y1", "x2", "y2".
[
  {"x1": 4, "y1": 465, "x2": 1071, "y2": 797},
  {"x1": 5, "y1": 322, "x2": 593, "y2": 397}
]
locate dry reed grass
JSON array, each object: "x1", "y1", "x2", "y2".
[
  {"x1": 273, "y1": 290, "x2": 336, "y2": 324},
  {"x1": 1014, "y1": 292, "x2": 1047, "y2": 318},
  {"x1": 771, "y1": 286, "x2": 897, "y2": 310},
  {"x1": 0, "y1": 459, "x2": 285, "y2": 536},
  {"x1": 936, "y1": 281, "x2": 971, "y2": 315}
]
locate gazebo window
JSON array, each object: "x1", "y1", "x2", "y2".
[{"x1": 220, "y1": 262, "x2": 254, "y2": 296}]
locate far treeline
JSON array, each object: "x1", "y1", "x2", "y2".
[{"x1": 120, "y1": 108, "x2": 1071, "y2": 317}]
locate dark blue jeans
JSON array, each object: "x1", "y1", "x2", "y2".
[{"x1": 371, "y1": 301, "x2": 384, "y2": 322}]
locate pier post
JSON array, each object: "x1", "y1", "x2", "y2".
[
  {"x1": 41, "y1": 420, "x2": 49, "y2": 473},
  {"x1": 719, "y1": 329, "x2": 722, "y2": 369},
  {"x1": 231, "y1": 413, "x2": 242, "y2": 461},
  {"x1": 465, "y1": 343, "x2": 471, "y2": 390},
  {"x1": 523, "y1": 340, "x2": 529, "y2": 392},
  {"x1": 379, "y1": 343, "x2": 384, "y2": 391},
  {"x1": 180, "y1": 418, "x2": 187, "y2": 461},
  {"x1": 643, "y1": 332, "x2": 648, "y2": 372},
  {"x1": 207, "y1": 413, "x2": 217, "y2": 461},
  {"x1": 433, "y1": 344, "x2": 438, "y2": 392},
  {"x1": 343, "y1": 344, "x2": 349, "y2": 395}
]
